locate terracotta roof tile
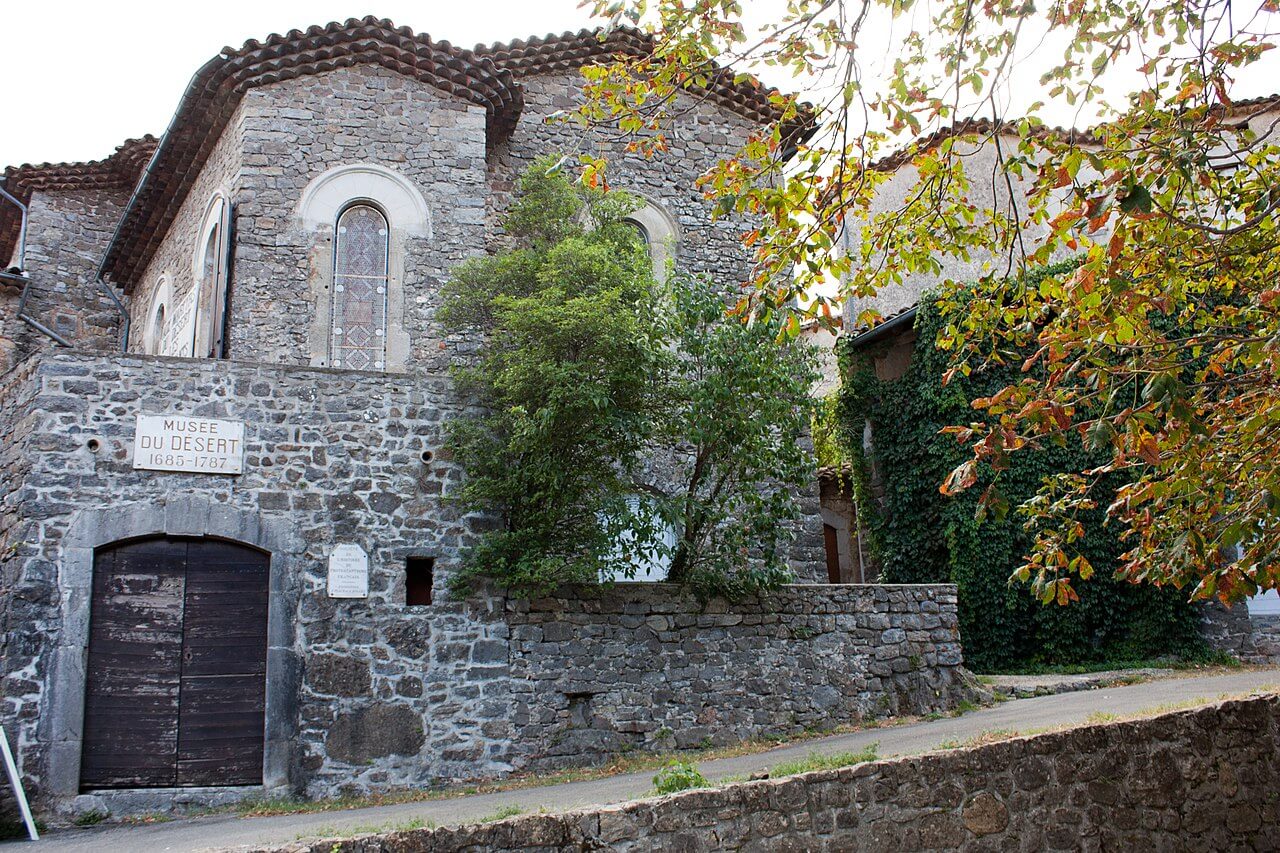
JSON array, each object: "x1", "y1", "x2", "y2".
[
  {"x1": 869, "y1": 94, "x2": 1280, "y2": 173},
  {"x1": 0, "y1": 135, "x2": 157, "y2": 269},
  {"x1": 87, "y1": 19, "x2": 811, "y2": 286},
  {"x1": 474, "y1": 27, "x2": 814, "y2": 138},
  {"x1": 868, "y1": 117, "x2": 1096, "y2": 173}
]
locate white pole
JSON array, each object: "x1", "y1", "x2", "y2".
[{"x1": 0, "y1": 726, "x2": 38, "y2": 841}]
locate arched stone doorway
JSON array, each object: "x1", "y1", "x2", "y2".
[
  {"x1": 43, "y1": 496, "x2": 302, "y2": 800},
  {"x1": 81, "y1": 536, "x2": 270, "y2": 789}
]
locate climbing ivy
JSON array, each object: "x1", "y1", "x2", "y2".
[{"x1": 838, "y1": 263, "x2": 1207, "y2": 671}]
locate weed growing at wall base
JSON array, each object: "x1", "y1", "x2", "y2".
[{"x1": 653, "y1": 760, "x2": 710, "y2": 794}]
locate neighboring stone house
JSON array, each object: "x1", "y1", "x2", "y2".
[
  {"x1": 838, "y1": 99, "x2": 1280, "y2": 659},
  {"x1": 0, "y1": 17, "x2": 971, "y2": 818}
]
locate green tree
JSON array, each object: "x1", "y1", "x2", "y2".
[
  {"x1": 441, "y1": 158, "x2": 664, "y2": 596},
  {"x1": 652, "y1": 273, "x2": 818, "y2": 599},
  {"x1": 442, "y1": 159, "x2": 816, "y2": 601},
  {"x1": 575, "y1": 0, "x2": 1280, "y2": 605}
]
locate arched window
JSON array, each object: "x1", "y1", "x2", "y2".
[
  {"x1": 623, "y1": 200, "x2": 680, "y2": 283},
  {"x1": 140, "y1": 274, "x2": 171, "y2": 356},
  {"x1": 193, "y1": 193, "x2": 231, "y2": 359},
  {"x1": 331, "y1": 203, "x2": 389, "y2": 370},
  {"x1": 149, "y1": 304, "x2": 166, "y2": 355}
]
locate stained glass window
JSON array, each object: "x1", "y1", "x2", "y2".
[{"x1": 331, "y1": 204, "x2": 389, "y2": 370}]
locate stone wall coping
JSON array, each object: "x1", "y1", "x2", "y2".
[
  {"x1": 16, "y1": 348, "x2": 417, "y2": 383},
  {"x1": 505, "y1": 582, "x2": 958, "y2": 611},
  {"x1": 247, "y1": 692, "x2": 1280, "y2": 852}
]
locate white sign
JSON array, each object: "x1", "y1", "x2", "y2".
[
  {"x1": 132, "y1": 414, "x2": 245, "y2": 474},
  {"x1": 160, "y1": 288, "x2": 197, "y2": 357},
  {"x1": 328, "y1": 544, "x2": 370, "y2": 599}
]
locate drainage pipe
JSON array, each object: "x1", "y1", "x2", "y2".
[{"x1": 1, "y1": 178, "x2": 73, "y2": 346}]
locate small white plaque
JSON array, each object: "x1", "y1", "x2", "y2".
[
  {"x1": 328, "y1": 544, "x2": 370, "y2": 599},
  {"x1": 132, "y1": 414, "x2": 245, "y2": 475}
]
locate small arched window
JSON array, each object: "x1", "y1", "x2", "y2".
[
  {"x1": 149, "y1": 304, "x2": 166, "y2": 355},
  {"x1": 193, "y1": 193, "x2": 231, "y2": 359},
  {"x1": 140, "y1": 273, "x2": 173, "y2": 356},
  {"x1": 623, "y1": 200, "x2": 679, "y2": 283},
  {"x1": 331, "y1": 203, "x2": 389, "y2": 371}
]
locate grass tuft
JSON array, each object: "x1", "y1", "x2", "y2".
[
  {"x1": 770, "y1": 745, "x2": 879, "y2": 777},
  {"x1": 479, "y1": 805, "x2": 524, "y2": 824}
]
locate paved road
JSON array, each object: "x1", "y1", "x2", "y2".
[{"x1": 13, "y1": 668, "x2": 1278, "y2": 853}]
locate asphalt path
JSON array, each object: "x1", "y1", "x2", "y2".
[{"x1": 13, "y1": 667, "x2": 1278, "y2": 853}]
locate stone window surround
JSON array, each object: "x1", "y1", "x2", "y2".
[
  {"x1": 624, "y1": 196, "x2": 680, "y2": 283},
  {"x1": 295, "y1": 163, "x2": 430, "y2": 373},
  {"x1": 192, "y1": 191, "x2": 231, "y2": 359},
  {"x1": 42, "y1": 496, "x2": 303, "y2": 802}
]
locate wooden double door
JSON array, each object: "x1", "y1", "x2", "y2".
[{"x1": 81, "y1": 537, "x2": 269, "y2": 790}]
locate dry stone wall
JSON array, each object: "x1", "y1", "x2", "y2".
[
  {"x1": 506, "y1": 584, "x2": 969, "y2": 767},
  {"x1": 257, "y1": 693, "x2": 1280, "y2": 853}
]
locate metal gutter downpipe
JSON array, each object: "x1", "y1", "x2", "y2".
[
  {"x1": 1, "y1": 178, "x2": 73, "y2": 347},
  {"x1": 0, "y1": 178, "x2": 28, "y2": 271},
  {"x1": 95, "y1": 52, "x2": 227, "y2": 354}
]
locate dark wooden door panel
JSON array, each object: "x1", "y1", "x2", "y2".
[
  {"x1": 83, "y1": 537, "x2": 269, "y2": 790},
  {"x1": 177, "y1": 540, "x2": 268, "y2": 788},
  {"x1": 81, "y1": 539, "x2": 186, "y2": 789}
]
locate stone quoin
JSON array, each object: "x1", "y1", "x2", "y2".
[{"x1": 0, "y1": 16, "x2": 971, "y2": 818}]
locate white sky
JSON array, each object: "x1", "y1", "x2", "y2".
[
  {"x1": 2, "y1": 1, "x2": 1276, "y2": 169},
  {"x1": 0, "y1": 1, "x2": 599, "y2": 167}
]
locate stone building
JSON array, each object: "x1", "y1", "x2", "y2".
[{"x1": 0, "y1": 17, "x2": 971, "y2": 817}]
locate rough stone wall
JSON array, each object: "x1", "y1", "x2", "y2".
[
  {"x1": 489, "y1": 73, "x2": 760, "y2": 286},
  {"x1": 2, "y1": 351, "x2": 965, "y2": 814},
  {"x1": 1252, "y1": 615, "x2": 1280, "y2": 663},
  {"x1": 127, "y1": 64, "x2": 491, "y2": 369},
  {"x1": 1199, "y1": 601, "x2": 1258, "y2": 659},
  {"x1": 258, "y1": 693, "x2": 1280, "y2": 853},
  {"x1": 505, "y1": 584, "x2": 969, "y2": 769},
  {"x1": 0, "y1": 357, "x2": 42, "y2": 761},
  {"x1": 109, "y1": 63, "x2": 821, "y2": 580},
  {"x1": 229, "y1": 65, "x2": 489, "y2": 368},
  {"x1": 1, "y1": 351, "x2": 512, "y2": 806},
  {"x1": 1, "y1": 188, "x2": 128, "y2": 371}
]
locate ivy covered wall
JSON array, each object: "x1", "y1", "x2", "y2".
[{"x1": 837, "y1": 275, "x2": 1206, "y2": 672}]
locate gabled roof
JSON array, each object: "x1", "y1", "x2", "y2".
[{"x1": 0, "y1": 136, "x2": 157, "y2": 269}]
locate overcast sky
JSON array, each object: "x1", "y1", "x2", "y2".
[
  {"x1": 0, "y1": 1, "x2": 600, "y2": 167},
  {"x1": 2, "y1": 2, "x2": 1276, "y2": 169}
]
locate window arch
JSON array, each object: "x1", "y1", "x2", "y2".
[
  {"x1": 193, "y1": 193, "x2": 232, "y2": 359},
  {"x1": 141, "y1": 274, "x2": 172, "y2": 355},
  {"x1": 330, "y1": 203, "x2": 390, "y2": 371},
  {"x1": 149, "y1": 304, "x2": 166, "y2": 355},
  {"x1": 623, "y1": 199, "x2": 680, "y2": 282}
]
